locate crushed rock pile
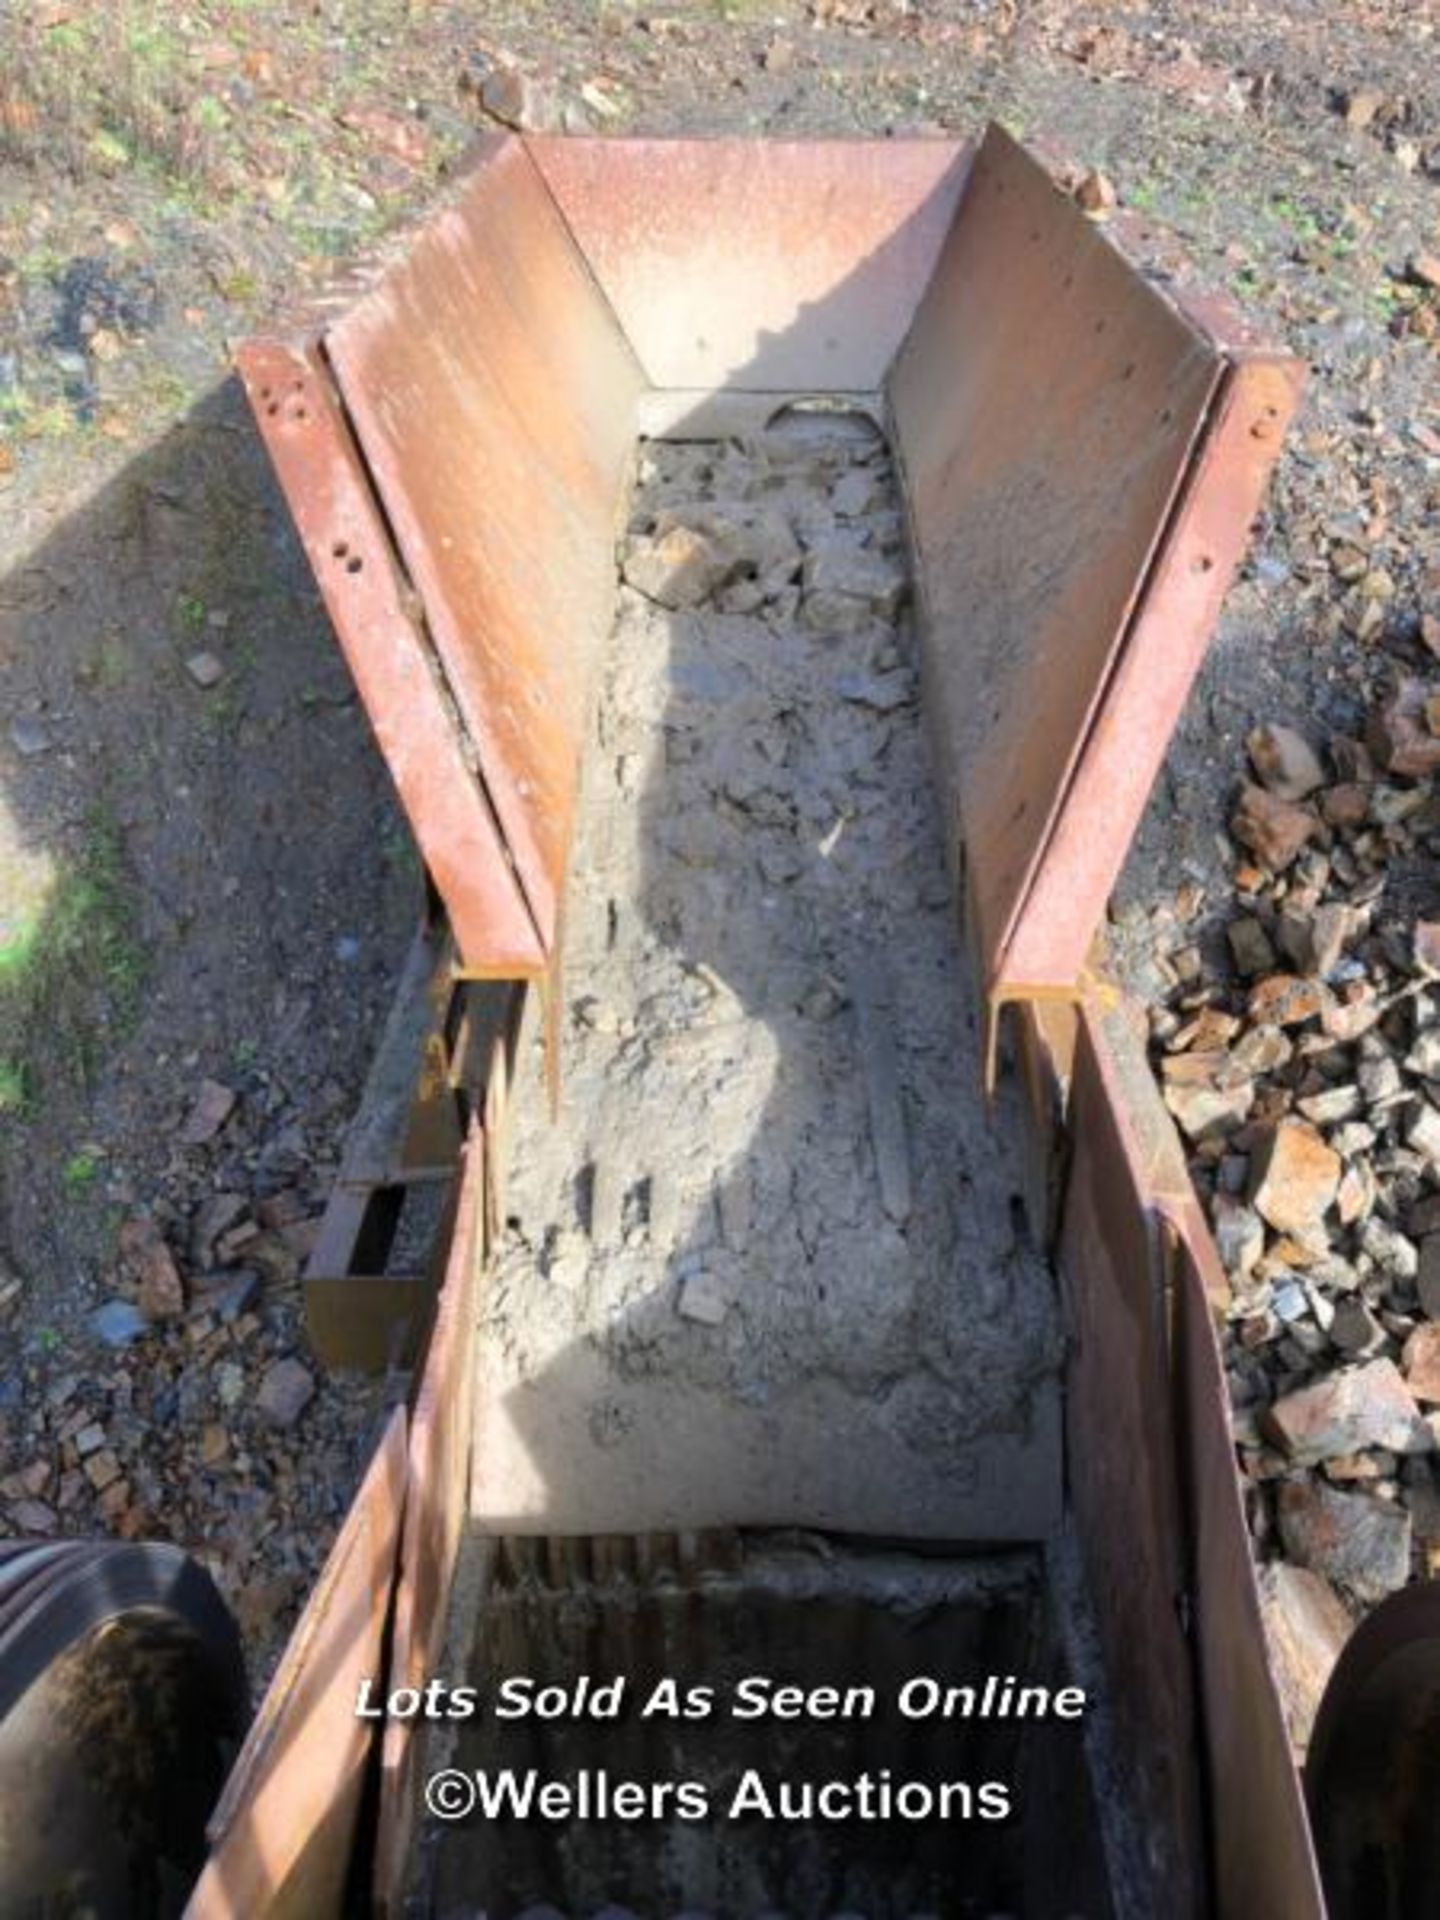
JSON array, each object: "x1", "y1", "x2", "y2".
[{"x1": 1140, "y1": 683, "x2": 1440, "y2": 1739}]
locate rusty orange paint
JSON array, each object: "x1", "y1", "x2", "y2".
[
  {"x1": 994, "y1": 353, "x2": 1303, "y2": 1006},
  {"x1": 186, "y1": 1409, "x2": 407, "y2": 1919},
  {"x1": 235, "y1": 339, "x2": 545, "y2": 976},
  {"x1": 242, "y1": 126, "x2": 1297, "y2": 1024},
  {"x1": 526, "y1": 135, "x2": 973, "y2": 393},
  {"x1": 373, "y1": 1127, "x2": 485, "y2": 1916},
  {"x1": 1168, "y1": 1208, "x2": 1328, "y2": 1919},
  {"x1": 325, "y1": 136, "x2": 645, "y2": 951},
  {"x1": 228, "y1": 129, "x2": 1314, "y2": 1912},
  {"x1": 1058, "y1": 999, "x2": 1209, "y2": 1915},
  {"x1": 889, "y1": 126, "x2": 1300, "y2": 1072}
]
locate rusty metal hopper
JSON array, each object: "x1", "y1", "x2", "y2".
[
  {"x1": 238, "y1": 124, "x2": 1299, "y2": 1042},
  {"x1": 228, "y1": 126, "x2": 1322, "y2": 1919}
]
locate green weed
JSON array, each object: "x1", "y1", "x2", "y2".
[
  {"x1": 0, "y1": 812, "x2": 146, "y2": 1111},
  {"x1": 0, "y1": 1059, "x2": 27, "y2": 1116},
  {"x1": 62, "y1": 1147, "x2": 103, "y2": 1190}
]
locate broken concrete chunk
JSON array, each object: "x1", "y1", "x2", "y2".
[
  {"x1": 1257, "y1": 1562, "x2": 1353, "y2": 1752},
  {"x1": 831, "y1": 468, "x2": 879, "y2": 517},
  {"x1": 1329, "y1": 1297, "x2": 1386, "y2": 1357},
  {"x1": 1212, "y1": 1195, "x2": 1265, "y2": 1279},
  {"x1": 1230, "y1": 784, "x2": 1319, "y2": 871},
  {"x1": 623, "y1": 524, "x2": 737, "y2": 609},
  {"x1": 1297, "y1": 1084, "x2": 1361, "y2": 1126},
  {"x1": 180, "y1": 1078, "x2": 237, "y2": 1146},
  {"x1": 1403, "y1": 1323, "x2": 1440, "y2": 1403},
  {"x1": 1336, "y1": 1162, "x2": 1373, "y2": 1227},
  {"x1": 646, "y1": 1168, "x2": 680, "y2": 1248},
  {"x1": 676, "y1": 1271, "x2": 727, "y2": 1326},
  {"x1": 1228, "y1": 916, "x2": 1277, "y2": 976},
  {"x1": 1276, "y1": 1479, "x2": 1412, "y2": 1605},
  {"x1": 801, "y1": 547, "x2": 906, "y2": 628},
  {"x1": 257, "y1": 1356, "x2": 316, "y2": 1429},
  {"x1": 1163, "y1": 1076, "x2": 1255, "y2": 1143},
  {"x1": 1247, "y1": 722, "x2": 1326, "y2": 801},
  {"x1": 1322, "y1": 982, "x2": 1381, "y2": 1043},
  {"x1": 1232, "y1": 1024, "x2": 1293, "y2": 1074},
  {"x1": 1407, "y1": 1027, "x2": 1440, "y2": 1079},
  {"x1": 1278, "y1": 902, "x2": 1357, "y2": 977},
  {"x1": 185, "y1": 650, "x2": 225, "y2": 689},
  {"x1": 1265, "y1": 1358, "x2": 1428, "y2": 1462},
  {"x1": 588, "y1": 1157, "x2": 623, "y2": 1251},
  {"x1": 1358, "y1": 1052, "x2": 1403, "y2": 1104},
  {"x1": 1406, "y1": 1099, "x2": 1440, "y2": 1168},
  {"x1": 1414, "y1": 922, "x2": 1440, "y2": 978},
  {"x1": 1418, "y1": 1235, "x2": 1440, "y2": 1320},
  {"x1": 1246, "y1": 974, "x2": 1330, "y2": 1029},
  {"x1": 1249, "y1": 1119, "x2": 1341, "y2": 1233},
  {"x1": 478, "y1": 65, "x2": 561, "y2": 133},
  {"x1": 1357, "y1": 1217, "x2": 1418, "y2": 1281},
  {"x1": 1368, "y1": 677, "x2": 1440, "y2": 778},
  {"x1": 118, "y1": 1216, "x2": 186, "y2": 1320},
  {"x1": 834, "y1": 670, "x2": 914, "y2": 712}
]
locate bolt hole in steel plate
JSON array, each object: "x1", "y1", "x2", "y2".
[
  {"x1": 0, "y1": 1541, "x2": 247, "y2": 1918},
  {"x1": 1307, "y1": 1580, "x2": 1440, "y2": 1920}
]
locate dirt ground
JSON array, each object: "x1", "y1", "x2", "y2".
[{"x1": 1, "y1": 0, "x2": 1437, "y2": 1678}]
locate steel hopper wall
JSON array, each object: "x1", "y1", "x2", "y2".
[
  {"x1": 888, "y1": 124, "x2": 1301, "y2": 1070},
  {"x1": 323, "y1": 136, "x2": 646, "y2": 956},
  {"x1": 524, "y1": 135, "x2": 972, "y2": 396},
  {"x1": 241, "y1": 127, "x2": 1297, "y2": 1014},
  {"x1": 232, "y1": 340, "x2": 545, "y2": 975}
]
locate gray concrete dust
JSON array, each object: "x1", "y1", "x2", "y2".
[{"x1": 470, "y1": 413, "x2": 1063, "y2": 1540}]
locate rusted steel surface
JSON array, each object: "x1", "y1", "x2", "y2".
[
  {"x1": 996, "y1": 352, "x2": 1303, "y2": 1005},
  {"x1": 305, "y1": 1264, "x2": 429, "y2": 1374},
  {"x1": 1169, "y1": 1210, "x2": 1327, "y2": 1920},
  {"x1": 324, "y1": 135, "x2": 645, "y2": 952},
  {"x1": 234, "y1": 341, "x2": 543, "y2": 977},
  {"x1": 526, "y1": 136, "x2": 972, "y2": 393},
  {"x1": 1307, "y1": 1580, "x2": 1440, "y2": 1919},
  {"x1": 889, "y1": 124, "x2": 1299, "y2": 1061},
  {"x1": 302, "y1": 916, "x2": 466, "y2": 1371},
  {"x1": 482, "y1": 984, "x2": 527, "y2": 1256},
  {"x1": 374, "y1": 1127, "x2": 484, "y2": 1916},
  {"x1": 1058, "y1": 999, "x2": 1207, "y2": 1916},
  {"x1": 1007, "y1": 997, "x2": 1079, "y2": 1242},
  {"x1": 187, "y1": 1409, "x2": 407, "y2": 1920}
]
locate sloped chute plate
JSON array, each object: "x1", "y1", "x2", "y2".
[
  {"x1": 187, "y1": 1408, "x2": 407, "y2": 1919},
  {"x1": 374, "y1": 1127, "x2": 485, "y2": 1915},
  {"x1": 525, "y1": 136, "x2": 972, "y2": 395},
  {"x1": 889, "y1": 125, "x2": 1301, "y2": 1061},
  {"x1": 1169, "y1": 1209, "x2": 1327, "y2": 1920},
  {"x1": 234, "y1": 340, "x2": 545, "y2": 976},
  {"x1": 1058, "y1": 1000, "x2": 1208, "y2": 1915},
  {"x1": 325, "y1": 135, "x2": 646, "y2": 951}
]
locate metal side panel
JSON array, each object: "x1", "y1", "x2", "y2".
[
  {"x1": 889, "y1": 123, "x2": 1298, "y2": 1048},
  {"x1": 996, "y1": 350, "x2": 1303, "y2": 1001},
  {"x1": 1168, "y1": 1207, "x2": 1328, "y2": 1920},
  {"x1": 187, "y1": 1408, "x2": 407, "y2": 1919},
  {"x1": 235, "y1": 341, "x2": 544, "y2": 976},
  {"x1": 325, "y1": 134, "x2": 647, "y2": 949},
  {"x1": 525, "y1": 135, "x2": 973, "y2": 393},
  {"x1": 374, "y1": 1127, "x2": 485, "y2": 1917},
  {"x1": 1058, "y1": 999, "x2": 1207, "y2": 1916}
]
